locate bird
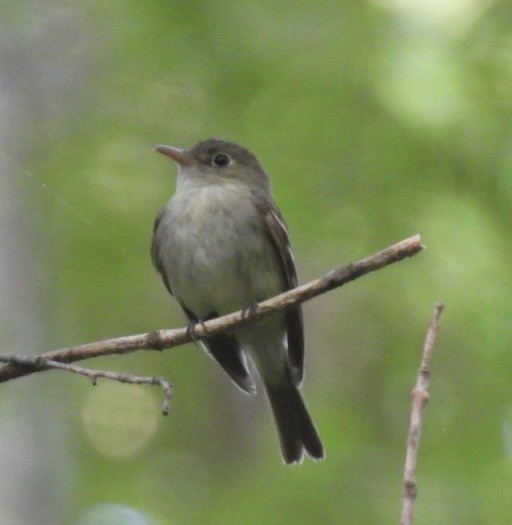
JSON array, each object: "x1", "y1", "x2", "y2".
[{"x1": 151, "y1": 138, "x2": 324, "y2": 464}]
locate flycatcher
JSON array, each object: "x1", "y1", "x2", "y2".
[{"x1": 151, "y1": 138, "x2": 324, "y2": 464}]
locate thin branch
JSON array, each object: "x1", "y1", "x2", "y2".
[
  {"x1": 0, "y1": 354, "x2": 172, "y2": 414},
  {"x1": 0, "y1": 233, "x2": 423, "y2": 384},
  {"x1": 400, "y1": 302, "x2": 444, "y2": 525}
]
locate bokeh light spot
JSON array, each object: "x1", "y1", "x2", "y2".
[{"x1": 81, "y1": 382, "x2": 160, "y2": 460}]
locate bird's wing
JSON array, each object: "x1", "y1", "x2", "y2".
[
  {"x1": 253, "y1": 196, "x2": 305, "y2": 385},
  {"x1": 183, "y1": 308, "x2": 257, "y2": 395},
  {"x1": 151, "y1": 207, "x2": 173, "y2": 295}
]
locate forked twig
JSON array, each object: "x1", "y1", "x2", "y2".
[{"x1": 0, "y1": 235, "x2": 424, "y2": 415}]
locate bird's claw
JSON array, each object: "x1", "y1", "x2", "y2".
[
  {"x1": 186, "y1": 319, "x2": 206, "y2": 341},
  {"x1": 242, "y1": 301, "x2": 259, "y2": 320}
]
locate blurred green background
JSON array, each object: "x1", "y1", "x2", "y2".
[{"x1": 1, "y1": 1, "x2": 511, "y2": 524}]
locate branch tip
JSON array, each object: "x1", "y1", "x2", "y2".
[{"x1": 0, "y1": 234, "x2": 424, "y2": 391}]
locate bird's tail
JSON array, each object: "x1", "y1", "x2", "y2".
[{"x1": 264, "y1": 377, "x2": 324, "y2": 464}]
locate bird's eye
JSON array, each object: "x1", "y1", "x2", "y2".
[{"x1": 212, "y1": 153, "x2": 231, "y2": 167}]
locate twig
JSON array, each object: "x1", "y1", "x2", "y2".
[
  {"x1": 400, "y1": 302, "x2": 444, "y2": 525},
  {"x1": 0, "y1": 354, "x2": 172, "y2": 414},
  {"x1": 0, "y1": 234, "x2": 423, "y2": 384}
]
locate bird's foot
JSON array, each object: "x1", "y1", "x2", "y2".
[
  {"x1": 241, "y1": 301, "x2": 259, "y2": 320},
  {"x1": 186, "y1": 319, "x2": 207, "y2": 341}
]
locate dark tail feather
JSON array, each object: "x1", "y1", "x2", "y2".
[{"x1": 265, "y1": 379, "x2": 324, "y2": 464}]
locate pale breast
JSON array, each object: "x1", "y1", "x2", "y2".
[{"x1": 156, "y1": 183, "x2": 283, "y2": 317}]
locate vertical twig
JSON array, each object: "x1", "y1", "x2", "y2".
[{"x1": 400, "y1": 302, "x2": 444, "y2": 525}]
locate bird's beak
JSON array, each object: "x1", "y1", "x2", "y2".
[{"x1": 155, "y1": 145, "x2": 195, "y2": 166}]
